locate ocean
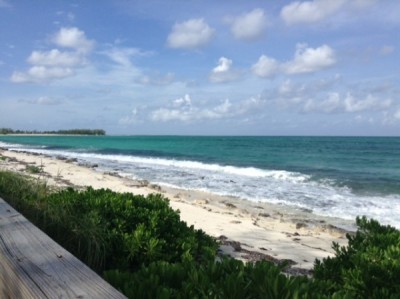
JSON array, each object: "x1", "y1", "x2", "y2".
[{"x1": 1, "y1": 135, "x2": 399, "y2": 228}]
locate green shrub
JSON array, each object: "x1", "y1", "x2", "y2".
[
  {"x1": 26, "y1": 164, "x2": 42, "y2": 174},
  {"x1": 105, "y1": 258, "x2": 311, "y2": 299},
  {"x1": 313, "y1": 216, "x2": 400, "y2": 298},
  {"x1": 0, "y1": 171, "x2": 217, "y2": 273},
  {"x1": 2, "y1": 171, "x2": 400, "y2": 299}
]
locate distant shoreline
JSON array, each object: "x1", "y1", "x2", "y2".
[
  {"x1": 0, "y1": 129, "x2": 106, "y2": 136},
  {"x1": 0, "y1": 134, "x2": 103, "y2": 137}
]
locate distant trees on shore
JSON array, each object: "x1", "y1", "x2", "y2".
[{"x1": 0, "y1": 128, "x2": 106, "y2": 135}]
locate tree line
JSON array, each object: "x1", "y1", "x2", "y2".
[{"x1": 0, "y1": 128, "x2": 106, "y2": 135}]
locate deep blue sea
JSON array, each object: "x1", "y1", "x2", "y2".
[{"x1": 1, "y1": 136, "x2": 399, "y2": 227}]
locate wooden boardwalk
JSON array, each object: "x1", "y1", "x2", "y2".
[{"x1": 0, "y1": 197, "x2": 127, "y2": 299}]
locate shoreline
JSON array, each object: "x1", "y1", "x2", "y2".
[{"x1": 0, "y1": 148, "x2": 350, "y2": 272}]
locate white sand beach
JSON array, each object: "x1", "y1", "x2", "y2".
[{"x1": 0, "y1": 148, "x2": 349, "y2": 272}]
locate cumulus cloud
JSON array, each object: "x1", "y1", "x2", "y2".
[
  {"x1": 150, "y1": 94, "x2": 265, "y2": 123},
  {"x1": 173, "y1": 94, "x2": 191, "y2": 108},
  {"x1": 253, "y1": 44, "x2": 336, "y2": 78},
  {"x1": 280, "y1": 0, "x2": 379, "y2": 25},
  {"x1": 209, "y1": 57, "x2": 240, "y2": 83},
  {"x1": 343, "y1": 94, "x2": 392, "y2": 113},
  {"x1": 251, "y1": 55, "x2": 279, "y2": 78},
  {"x1": 28, "y1": 49, "x2": 85, "y2": 67},
  {"x1": 53, "y1": 27, "x2": 94, "y2": 53},
  {"x1": 11, "y1": 27, "x2": 93, "y2": 84},
  {"x1": 151, "y1": 97, "x2": 233, "y2": 122},
  {"x1": 283, "y1": 44, "x2": 336, "y2": 74},
  {"x1": 282, "y1": 89, "x2": 392, "y2": 115},
  {"x1": 167, "y1": 18, "x2": 215, "y2": 49},
  {"x1": 11, "y1": 66, "x2": 74, "y2": 83},
  {"x1": 230, "y1": 9, "x2": 267, "y2": 41},
  {"x1": 281, "y1": 0, "x2": 346, "y2": 25}
]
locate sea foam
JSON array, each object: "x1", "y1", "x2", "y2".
[{"x1": 4, "y1": 143, "x2": 400, "y2": 228}]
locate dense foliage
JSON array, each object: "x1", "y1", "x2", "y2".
[
  {"x1": 0, "y1": 171, "x2": 216, "y2": 273},
  {"x1": 313, "y1": 216, "x2": 400, "y2": 298},
  {"x1": 0, "y1": 170, "x2": 399, "y2": 298},
  {"x1": 0, "y1": 128, "x2": 105, "y2": 135}
]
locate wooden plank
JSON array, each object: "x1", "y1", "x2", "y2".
[{"x1": 0, "y1": 197, "x2": 127, "y2": 299}]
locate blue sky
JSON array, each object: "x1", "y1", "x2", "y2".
[{"x1": 1, "y1": 0, "x2": 399, "y2": 135}]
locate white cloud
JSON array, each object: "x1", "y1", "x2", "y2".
[
  {"x1": 173, "y1": 94, "x2": 191, "y2": 108},
  {"x1": 252, "y1": 44, "x2": 336, "y2": 78},
  {"x1": 11, "y1": 66, "x2": 74, "y2": 83},
  {"x1": 251, "y1": 55, "x2": 279, "y2": 78},
  {"x1": 303, "y1": 93, "x2": 342, "y2": 113},
  {"x1": 28, "y1": 49, "x2": 85, "y2": 67},
  {"x1": 150, "y1": 94, "x2": 264, "y2": 123},
  {"x1": 209, "y1": 57, "x2": 240, "y2": 83},
  {"x1": 230, "y1": 9, "x2": 267, "y2": 41},
  {"x1": 167, "y1": 18, "x2": 215, "y2": 49},
  {"x1": 104, "y1": 47, "x2": 149, "y2": 67},
  {"x1": 283, "y1": 44, "x2": 336, "y2": 74},
  {"x1": 343, "y1": 94, "x2": 392, "y2": 113},
  {"x1": 11, "y1": 27, "x2": 93, "y2": 84},
  {"x1": 281, "y1": 0, "x2": 345, "y2": 25},
  {"x1": 302, "y1": 93, "x2": 392, "y2": 114},
  {"x1": 53, "y1": 27, "x2": 94, "y2": 53},
  {"x1": 151, "y1": 94, "x2": 233, "y2": 122}
]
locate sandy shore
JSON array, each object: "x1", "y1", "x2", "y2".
[{"x1": 0, "y1": 148, "x2": 349, "y2": 273}]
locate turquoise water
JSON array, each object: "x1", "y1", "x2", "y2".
[{"x1": 1, "y1": 135, "x2": 399, "y2": 227}]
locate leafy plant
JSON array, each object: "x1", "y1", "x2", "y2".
[
  {"x1": 313, "y1": 216, "x2": 400, "y2": 298},
  {"x1": 2, "y1": 171, "x2": 400, "y2": 299},
  {"x1": 0, "y1": 172, "x2": 217, "y2": 273},
  {"x1": 105, "y1": 258, "x2": 311, "y2": 299},
  {"x1": 26, "y1": 164, "x2": 42, "y2": 174}
]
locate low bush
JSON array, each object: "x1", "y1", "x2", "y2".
[
  {"x1": 105, "y1": 258, "x2": 310, "y2": 299},
  {"x1": 1, "y1": 170, "x2": 399, "y2": 298},
  {"x1": 0, "y1": 171, "x2": 217, "y2": 273},
  {"x1": 25, "y1": 164, "x2": 43, "y2": 174},
  {"x1": 313, "y1": 216, "x2": 400, "y2": 298}
]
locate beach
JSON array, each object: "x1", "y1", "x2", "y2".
[{"x1": 0, "y1": 147, "x2": 349, "y2": 272}]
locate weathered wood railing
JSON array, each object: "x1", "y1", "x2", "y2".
[{"x1": 0, "y1": 197, "x2": 127, "y2": 298}]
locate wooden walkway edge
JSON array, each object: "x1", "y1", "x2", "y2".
[{"x1": 0, "y1": 197, "x2": 127, "y2": 299}]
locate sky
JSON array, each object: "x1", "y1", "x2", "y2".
[{"x1": 0, "y1": 0, "x2": 399, "y2": 136}]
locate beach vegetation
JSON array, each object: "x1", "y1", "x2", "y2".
[
  {"x1": 313, "y1": 216, "x2": 400, "y2": 298},
  {"x1": 0, "y1": 128, "x2": 14, "y2": 135},
  {"x1": 25, "y1": 164, "x2": 43, "y2": 174},
  {"x1": 0, "y1": 170, "x2": 399, "y2": 298},
  {"x1": 0, "y1": 128, "x2": 106, "y2": 135},
  {"x1": 0, "y1": 171, "x2": 216, "y2": 273}
]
